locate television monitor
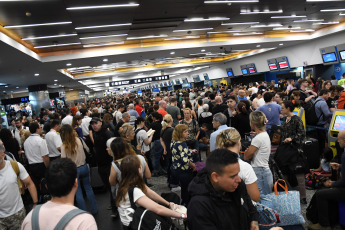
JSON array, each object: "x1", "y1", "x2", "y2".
[
  {"x1": 227, "y1": 71, "x2": 233, "y2": 77},
  {"x1": 241, "y1": 68, "x2": 248, "y2": 75},
  {"x1": 339, "y1": 50, "x2": 345, "y2": 61},
  {"x1": 332, "y1": 115, "x2": 345, "y2": 131},
  {"x1": 204, "y1": 74, "x2": 210, "y2": 80},
  {"x1": 248, "y1": 67, "x2": 256, "y2": 74},
  {"x1": 278, "y1": 61, "x2": 289, "y2": 69},
  {"x1": 268, "y1": 63, "x2": 278, "y2": 71},
  {"x1": 322, "y1": 52, "x2": 337, "y2": 63}
]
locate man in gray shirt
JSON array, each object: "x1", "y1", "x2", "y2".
[{"x1": 166, "y1": 98, "x2": 181, "y2": 127}]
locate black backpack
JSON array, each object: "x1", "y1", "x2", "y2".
[
  {"x1": 128, "y1": 187, "x2": 173, "y2": 230},
  {"x1": 303, "y1": 98, "x2": 323, "y2": 125}
]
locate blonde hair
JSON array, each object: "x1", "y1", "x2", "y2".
[
  {"x1": 172, "y1": 124, "x2": 188, "y2": 141},
  {"x1": 162, "y1": 114, "x2": 173, "y2": 130},
  {"x1": 216, "y1": 128, "x2": 241, "y2": 149},
  {"x1": 249, "y1": 111, "x2": 266, "y2": 131},
  {"x1": 119, "y1": 123, "x2": 134, "y2": 138}
]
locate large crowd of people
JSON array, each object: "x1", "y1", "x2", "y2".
[{"x1": 1, "y1": 74, "x2": 345, "y2": 230}]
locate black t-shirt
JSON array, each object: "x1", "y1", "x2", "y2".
[
  {"x1": 92, "y1": 126, "x2": 113, "y2": 166},
  {"x1": 212, "y1": 104, "x2": 228, "y2": 115},
  {"x1": 150, "y1": 121, "x2": 162, "y2": 141},
  {"x1": 114, "y1": 119, "x2": 125, "y2": 137},
  {"x1": 161, "y1": 127, "x2": 174, "y2": 156}
]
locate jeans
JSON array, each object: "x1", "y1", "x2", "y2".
[
  {"x1": 316, "y1": 187, "x2": 345, "y2": 226},
  {"x1": 253, "y1": 167, "x2": 273, "y2": 195},
  {"x1": 152, "y1": 140, "x2": 164, "y2": 173},
  {"x1": 76, "y1": 164, "x2": 98, "y2": 214},
  {"x1": 171, "y1": 169, "x2": 194, "y2": 205}
]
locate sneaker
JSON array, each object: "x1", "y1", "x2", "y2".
[{"x1": 171, "y1": 186, "x2": 181, "y2": 192}]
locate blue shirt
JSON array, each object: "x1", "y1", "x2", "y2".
[
  {"x1": 314, "y1": 97, "x2": 333, "y2": 125},
  {"x1": 210, "y1": 125, "x2": 231, "y2": 152},
  {"x1": 238, "y1": 96, "x2": 247, "y2": 101},
  {"x1": 257, "y1": 103, "x2": 281, "y2": 131}
]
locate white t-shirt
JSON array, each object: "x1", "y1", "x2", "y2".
[
  {"x1": 250, "y1": 132, "x2": 271, "y2": 169},
  {"x1": 115, "y1": 111, "x2": 123, "y2": 124},
  {"x1": 0, "y1": 161, "x2": 29, "y2": 218},
  {"x1": 81, "y1": 116, "x2": 92, "y2": 136},
  {"x1": 257, "y1": 98, "x2": 265, "y2": 108},
  {"x1": 118, "y1": 188, "x2": 146, "y2": 227},
  {"x1": 45, "y1": 130, "x2": 62, "y2": 157},
  {"x1": 21, "y1": 201, "x2": 97, "y2": 230},
  {"x1": 238, "y1": 159, "x2": 257, "y2": 185},
  {"x1": 136, "y1": 129, "x2": 150, "y2": 152},
  {"x1": 61, "y1": 115, "x2": 73, "y2": 126},
  {"x1": 23, "y1": 134, "x2": 49, "y2": 164}
]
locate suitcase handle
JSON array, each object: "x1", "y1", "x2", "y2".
[{"x1": 274, "y1": 179, "x2": 289, "y2": 195}]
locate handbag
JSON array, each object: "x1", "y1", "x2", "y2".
[
  {"x1": 257, "y1": 195, "x2": 280, "y2": 229},
  {"x1": 78, "y1": 137, "x2": 94, "y2": 164},
  {"x1": 266, "y1": 179, "x2": 305, "y2": 226}
]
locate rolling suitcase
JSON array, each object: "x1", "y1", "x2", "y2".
[
  {"x1": 90, "y1": 166, "x2": 104, "y2": 190},
  {"x1": 302, "y1": 138, "x2": 320, "y2": 170}
]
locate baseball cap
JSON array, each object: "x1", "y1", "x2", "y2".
[{"x1": 90, "y1": 117, "x2": 101, "y2": 124}]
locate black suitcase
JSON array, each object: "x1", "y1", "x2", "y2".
[{"x1": 302, "y1": 138, "x2": 320, "y2": 170}]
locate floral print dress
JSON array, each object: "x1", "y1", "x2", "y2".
[{"x1": 171, "y1": 141, "x2": 194, "y2": 171}]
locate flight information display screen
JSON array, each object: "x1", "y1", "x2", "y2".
[
  {"x1": 242, "y1": 68, "x2": 248, "y2": 75},
  {"x1": 333, "y1": 115, "x2": 345, "y2": 131},
  {"x1": 322, "y1": 52, "x2": 337, "y2": 63}
]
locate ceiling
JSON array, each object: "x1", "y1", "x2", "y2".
[{"x1": 0, "y1": 0, "x2": 345, "y2": 94}]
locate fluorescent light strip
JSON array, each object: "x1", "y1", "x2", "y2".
[
  {"x1": 290, "y1": 29, "x2": 315, "y2": 32},
  {"x1": 127, "y1": 35, "x2": 168, "y2": 40},
  {"x1": 308, "y1": 0, "x2": 344, "y2": 1},
  {"x1": 22, "y1": 33, "x2": 77, "y2": 40},
  {"x1": 271, "y1": 15, "x2": 307, "y2": 18},
  {"x1": 164, "y1": 36, "x2": 200, "y2": 40},
  {"x1": 251, "y1": 24, "x2": 283, "y2": 28},
  {"x1": 340, "y1": 13, "x2": 345, "y2": 15},
  {"x1": 205, "y1": 0, "x2": 258, "y2": 3},
  {"x1": 83, "y1": 41, "x2": 125, "y2": 48},
  {"x1": 184, "y1": 17, "x2": 230, "y2": 22},
  {"x1": 313, "y1": 21, "x2": 339, "y2": 25},
  {"x1": 75, "y1": 23, "x2": 132, "y2": 30},
  {"x1": 67, "y1": 3, "x2": 139, "y2": 10},
  {"x1": 4, "y1": 21, "x2": 72, "y2": 28},
  {"x1": 173, "y1": 28, "x2": 213, "y2": 32},
  {"x1": 320, "y1": 8, "x2": 345, "y2": 12},
  {"x1": 240, "y1": 10, "x2": 283, "y2": 14},
  {"x1": 294, "y1": 19, "x2": 324, "y2": 22},
  {"x1": 233, "y1": 32, "x2": 263, "y2": 35},
  {"x1": 34, "y1": 42, "x2": 81, "y2": 49},
  {"x1": 80, "y1": 34, "x2": 128, "y2": 40},
  {"x1": 207, "y1": 30, "x2": 242, "y2": 33},
  {"x1": 221, "y1": 22, "x2": 259, "y2": 25},
  {"x1": 273, "y1": 26, "x2": 301, "y2": 30}
]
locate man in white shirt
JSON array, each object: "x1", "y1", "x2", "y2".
[
  {"x1": 61, "y1": 109, "x2": 73, "y2": 126},
  {"x1": 21, "y1": 158, "x2": 97, "y2": 230},
  {"x1": 80, "y1": 109, "x2": 92, "y2": 137},
  {"x1": 113, "y1": 104, "x2": 125, "y2": 125},
  {"x1": 45, "y1": 120, "x2": 62, "y2": 162},
  {"x1": 12, "y1": 118, "x2": 29, "y2": 146},
  {"x1": 23, "y1": 122, "x2": 50, "y2": 195},
  {"x1": 210, "y1": 113, "x2": 231, "y2": 152},
  {"x1": 0, "y1": 140, "x2": 38, "y2": 230}
]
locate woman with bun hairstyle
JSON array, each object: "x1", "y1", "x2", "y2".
[
  {"x1": 217, "y1": 128, "x2": 260, "y2": 202},
  {"x1": 232, "y1": 101, "x2": 251, "y2": 139},
  {"x1": 244, "y1": 111, "x2": 273, "y2": 195}
]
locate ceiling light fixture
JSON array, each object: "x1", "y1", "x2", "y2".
[
  {"x1": 233, "y1": 32, "x2": 263, "y2": 35},
  {"x1": 279, "y1": 43, "x2": 284, "y2": 45},
  {"x1": 16, "y1": 87, "x2": 19, "y2": 88},
  {"x1": 313, "y1": 21, "x2": 339, "y2": 25},
  {"x1": 170, "y1": 51, "x2": 175, "y2": 55},
  {"x1": 66, "y1": 63, "x2": 72, "y2": 66},
  {"x1": 127, "y1": 35, "x2": 168, "y2": 40},
  {"x1": 201, "y1": 49, "x2": 206, "y2": 52},
  {"x1": 75, "y1": 23, "x2": 132, "y2": 30},
  {"x1": 66, "y1": 3, "x2": 139, "y2": 10},
  {"x1": 54, "y1": 79, "x2": 58, "y2": 81},
  {"x1": 251, "y1": 23, "x2": 283, "y2": 28},
  {"x1": 54, "y1": 84, "x2": 57, "y2": 86},
  {"x1": 164, "y1": 36, "x2": 200, "y2": 40},
  {"x1": 22, "y1": 33, "x2": 77, "y2": 40},
  {"x1": 294, "y1": 19, "x2": 324, "y2": 22},
  {"x1": 290, "y1": 29, "x2": 315, "y2": 32},
  {"x1": 34, "y1": 42, "x2": 81, "y2": 48},
  {"x1": 184, "y1": 17, "x2": 230, "y2": 22},
  {"x1": 256, "y1": 45, "x2": 261, "y2": 47},
  {"x1": 340, "y1": 13, "x2": 345, "y2": 15},
  {"x1": 5, "y1": 86, "x2": 8, "y2": 88},
  {"x1": 207, "y1": 30, "x2": 242, "y2": 33},
  {"x1": 320, "y1": 8, "x2": 345, "y2": 12},
  {"x1": 205, "y1": 0, "x2": 258, "y2": 3},
  {"x1": 173, "y1": 28, "x2": 213, "y2": 32},
  {"x1": 83, "y1": 41, "x2": 125, "y2": 48},
  {"x1": 273, "y1": 26, "x2": 301, "y2": 30},
  {"x1": 240, "y1": 9, "x2": 283, "y2": 14},
  {"x1": 271, "y1": 15, "x2": 307, "y2": 18},
  {"x1": 103, "y1": 59, "x2": 108, "y2": 62},
  {"x1": 4, "y1": 21, "x2": 72, "y2": 28},
  {"x1": 308, "y1": 0, "x2": 344, "y2": 1},
  {"x1": 221, "y1": 22, "x2": 259, "y2": 25},
  {"x1": 34, "y1": 73, "x2": 39, "y2": 76},
  {"x1": 80, "y1": 34, "x2": 128, "y2": 40}
]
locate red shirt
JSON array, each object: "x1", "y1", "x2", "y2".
[
  {"x1": 157, "y1": 109, "x2": 168, "y2": 118},
  {"x1": 135, "y1": 104, "x2": 143, "y2": 116}
]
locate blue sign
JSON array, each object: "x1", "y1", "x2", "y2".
[
  {"x1": 21, "y1": 97, "x2": 28, "y2": 102},
  {"x1": 138, "y1": 90, "x2": 142, "y2": 94},
  {"x1": 152, "y1": 88, "x2": 160, "y2": 93}
]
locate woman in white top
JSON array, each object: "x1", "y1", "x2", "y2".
[
  {"x1": 134, "y1": 117, "x2": 153, "y2": 155},
  {"x1": 60, "y1": 124, "x2": 98, "y2": 214},
  {"x1": 116, "y1": 155, "x2": 187, "y2": 229},
  {"x1": 216, "y1": 128, "x2": 260, "y2": 202},
  {"x1": 244, "y1": 111, "x2": 273, "y2": 195}
]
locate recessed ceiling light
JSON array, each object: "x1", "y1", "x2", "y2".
[
  {"x1": 313, "y1": 21, "x2": 339, "y2": 25},
  {"x1": 66, "y1": 63, "x2": 72, "y2": 66},
  {"x1": 201, "y1": 49, "x2": 206, "y2": 52},
  {"x1": 34, "y1": 73, "x2": 39, "y2": 76},
  {"x1": 3, "y1": 91, "x2": 5, "y2": 93},
  {"x1": 54, "y1": 84, "x2": 57, "y2": 86},
  {"x1": 4, "y1": 21, "x2": 72, "y2": 29},
  {"x1": 16, "y1": 87, "x2": 19, "y2": 88},
  {"x1": 256, "y1": 45, "x2": 261, "y2": 47},
  {"x1": 103, "y1": 58, "x2": 108, "y2": 62},
  {"x1": 22, "y1": 33, "x2": 77, "y2": 40},
  {"x1": 320, "y1": 8, "x2": 345, "y2": 12},
  {"x1": 83, "y1": 41, "x2": 124, "y2": 48},
  {"x1": 164, "y1": 36, "x2": 200, "y2": 40},
  {"x1": 173, "y1": 28, "x2": 213, "y2": 32},
  {"x1": 290, "y1": 29, "x2": 315, "y2": 32},
  {"x1": 34, "y1": 42, "x2": 81, "y2": 49},
  {"x1": 271, "y1": 15, "x2": 307, "y2": 19},
  {"x1": 75, "y1": 23, "x2": 132, "y2": 30},
  {"x1": 221, "y1": 22, "x2": 259, "y2": 25},
  {"x1": 170, "y1": 51, "x2": 175, "y2": 55},
  {"x1": 54, "y1": 79, "x2": 58, "y2": 81},
  {"x1": 205, "y1": 0, "x2": 258, "y2": 3},
  {"x1": 80, "y1": 34, "x2": 128, "y2": 40},
  {"x1": 240, "y1": 9, "x2": 283, "y2": 14},
  {"x1": 66, "y1": 3, "x2": 139, "y2": 10},
  {"x1": 5, "y1": 86, "x2": 8, "y2": 88},
  {"x1": 308, "y1": 0, "x2": 344, "y2": 1},
  {"x1": 294, "y1": 19, "x2": 324, "y2": 22},
  {"x1": 279, "y1": 43, "x2": 284, "y2": 46},
  {"x1": 251, "y1": 24, "x2": 283, "y2": 28},
  {"x1": 184, "y1": 17, "x2": 230, "y2": 22},
  {"x1": 11, "y1": 91, "x2": 13, "y2": 92},
  {"x1": 233, "y1": 32, "x2": 263, "y2": 36},
  {"x1": 273, "y1": 27, "x2": 301, "y2": 30},
  {"x1": 207, "y1": 30, "x2": 242, "y2": 33},
  {"x1": 127, "y1": 35, "x2": 168, "y2": 40}
]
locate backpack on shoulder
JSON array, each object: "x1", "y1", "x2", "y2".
[
  {"x1": 10, "y1": 160, "x2": 25, "y2": 195},
  {"x1": 128, "y1": 187, "x2": 173, "y2": 230},
  {"x1": 303, "y1": 98, "x2": 323, "y2": 125}
]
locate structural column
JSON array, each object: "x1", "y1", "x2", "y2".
[{"x1": 28, "y1": 84, "x2": 50, "y2": 114}]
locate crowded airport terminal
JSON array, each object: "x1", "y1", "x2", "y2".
[{"x1": 0, "y1": 0, "x2": 345, "y2": 230}]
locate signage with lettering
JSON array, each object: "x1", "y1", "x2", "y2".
[{"x1": 109, "y1": 75, "x2": 169, "y2": 87}]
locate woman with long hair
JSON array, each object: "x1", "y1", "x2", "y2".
[
  {"x1": 216, "y1": 128, "x2": 260, "y2": 202},
  {"x1": 71, "y1": 115, "x2": 83, "y2": 138},
  {"x1": 116, "y1": 155, "x2": 186, "y2": 229},
  {"x1": 0, "y1": 128, "x2": 22, "y2": 161},
  {"x1": 180, "y1": 108, "x2": 200, "y2": 161},
  {"x1": 103, "y1": 113, "x2": 115, "y2": 134},
  {"x1": 232, "y1": 101, "x2": 251, "y2": 139},
  {"x1": 119, "y1": 123, "x2": 140, "y2": 154},
  {"x1": 244, "y1": 111, "x2": 273, "y2": 195},
  {"x1": 171, "y1": 124, "x2": 197, "y2": 205},
  {"x1": 60, "y1": 124, "x2": 98, "y2": 214}
]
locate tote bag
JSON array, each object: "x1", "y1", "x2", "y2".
[{"x1": 266, "y1": 179, "x2": 305, "y2": 226}]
